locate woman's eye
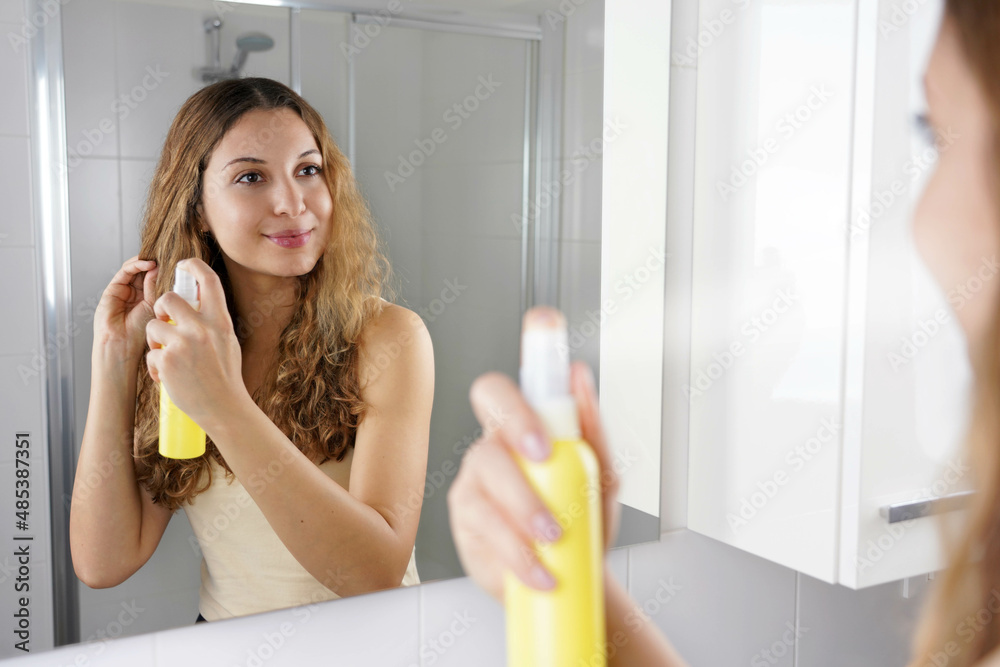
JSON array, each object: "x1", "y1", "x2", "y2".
[{"x1": 235, "y1": 165, "x2": 321, "y2": 185}]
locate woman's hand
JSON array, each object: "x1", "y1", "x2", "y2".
[
  {"x1": 144, "y1": 258, "x2": 246, "y2": 427},
  {"x1": 447, "y1": 353, "x2": 621, "y2": 604},
  {"x1": 93, "y1": 255, "x2": 159, "y2": 363}
]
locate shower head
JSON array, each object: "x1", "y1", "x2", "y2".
[{"x1": 231, "y1": 32, "x2": 274, "y2": 72}]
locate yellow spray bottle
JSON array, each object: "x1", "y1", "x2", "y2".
[
  {"x1": 158, "y1": 265, "x2": 206, "y2": 459},
  {"x1": 505, "y1": 307, "x2": 606, "y2": 666}
]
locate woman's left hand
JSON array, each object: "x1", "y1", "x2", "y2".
[{"x1": 145, "y1": 257, "x2": 246, "y2": 428}]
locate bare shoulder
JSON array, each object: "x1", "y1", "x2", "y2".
[{"x1": 358, "y1": 300, "x2": 433, "y2": 389}]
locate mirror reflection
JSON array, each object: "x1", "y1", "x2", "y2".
[{"x1": 34, "y1": 0, "x2": 648, "y2": 654}]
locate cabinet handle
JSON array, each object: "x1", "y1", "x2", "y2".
[{"x1": 880, "y1": 491, "x2": 975, "y2": 524}]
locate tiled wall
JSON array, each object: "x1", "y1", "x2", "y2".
[{"x1": 1, "y1": 0, "x2": 936, "y2": 664}]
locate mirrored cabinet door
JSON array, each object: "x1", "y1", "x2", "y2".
[{"x1": 686, "y1": 0, "x2": 969, "y2": 589}]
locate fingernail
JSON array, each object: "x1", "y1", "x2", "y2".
[
  {"x1": 531, "y1": 564, "x2": 556, "y2": 590},
  {"x1": 522, "y1": 432, "x2": 550, "y2": 462},
  {"x1": 532, "y1": 511, "x2": 562, "y2": 543}
]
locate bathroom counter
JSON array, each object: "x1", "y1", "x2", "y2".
[{"x1": 5, "y1": 576, "x2": 507, "y2": 666}]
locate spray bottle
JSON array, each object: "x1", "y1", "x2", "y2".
[
  {"x1": 158, "y1": 266, "x2": 206, "y2": 459},
  {"x1": 505, "y1": 306, "x2": 606, "y2": 666}
]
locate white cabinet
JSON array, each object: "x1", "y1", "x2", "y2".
[{"x1": 685, "y1": 0, "x2": 972, "y2": 589}]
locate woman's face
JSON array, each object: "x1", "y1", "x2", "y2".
[
  {"x1": 197, "y1": 107, "x2": 333, "y2": 282},
  {"x1": 913, "y1": 14, "x2": 999, "y2": 358}
]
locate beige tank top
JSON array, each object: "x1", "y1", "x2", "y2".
[{"x1": 181, "y1": 447, "x2": 420, "y2": 621}]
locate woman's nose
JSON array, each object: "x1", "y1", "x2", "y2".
[{"x1": 272, "y1": 177, "x2": 306, "y2": 217}]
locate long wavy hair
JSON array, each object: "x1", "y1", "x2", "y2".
[
  {"x1": 132, "y1": 77, "x2": 396, "y2": 511},
  {"x1": 909, "y1": 3, "x2": 1000, "y2": 666}
]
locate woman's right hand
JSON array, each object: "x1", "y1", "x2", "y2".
[
  {"x1": 447, "y1": 347, "x2": 621, "y2": 603},
  {"x1": 93, "y1": 255, "x2": 159, "y2": 363}
]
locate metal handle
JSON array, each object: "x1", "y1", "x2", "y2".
[{"x1": 880, "y1": 490, "x2": 975, "y2": 524}]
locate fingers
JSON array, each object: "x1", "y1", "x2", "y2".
[
  {"x1": 106, "y1": 257, "x2": 157, "y2": 302},
  {"x1": 153, "y1": 290, "x2": 198, "y2": 325},
  {"x1": 145, "y1": 317, "x2": 178, "y2": 353},
  {"x1": 448, "y1": 446, "x2": 558, "y2": 594},
  {"x1": 144, "y1": 341, "x2": 163, "y2": 383},
  {"x1": 466, "y1": 438, "x2": 563, "y2": 545},
  {"x1": 469, "y1": 371, "x2": 551, "y2": 462}
]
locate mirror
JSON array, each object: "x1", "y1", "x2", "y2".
[{"x1": 10, "y1": 0, "x2": 664, "y2": 655}]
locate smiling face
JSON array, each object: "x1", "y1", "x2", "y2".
[
  {"x1": 913, "y1": 15, "x2": 1000, "y2": 360},
  {"x1": 197, "y1": 107, "x2": 333, "y2": 285}
]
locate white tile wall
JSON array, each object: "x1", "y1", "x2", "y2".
[
  {"x1": 0, "y1": 136, "x2": 33, "y2": 246},
  {"x1": 0, "y1": 248, "x2": 42, "y2": 356},
  {"x1": 0, "y1": 0, "x2": 25, "y2": 23},
  {"x1": 63, "y1": 0, "x2": 118, "y2": 159},
  {"x1": 0, "y1": 20, "x2": 30, "y2": 135}
]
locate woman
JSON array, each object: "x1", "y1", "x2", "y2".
[
  {"x1": 448, "y1": 2, "x2": 1000, "y2": 665},
  {"x1": 69, "y1": 78, "x2": 434, "y2": 623}
]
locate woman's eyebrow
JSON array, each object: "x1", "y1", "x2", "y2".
[{"x1": 223, "y1": 148, "x2": 320, "y2": 170}]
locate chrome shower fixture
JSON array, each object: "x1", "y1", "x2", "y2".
[{"x1": 196, "y1": 19, "x2": 274, "y2": 84}]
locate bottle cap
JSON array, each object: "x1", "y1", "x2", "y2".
[
  {"x1": 519, "y1": 306, "x2": 580, "y2": 441},
  {"x1": 520, "y1": 307, "x2": 570, "y2": 406},
  {"x1": 173, "y1": 266, "x2": 200, "y2": 309}
]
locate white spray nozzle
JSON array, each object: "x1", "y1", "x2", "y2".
[
  {"x1": 173, "y1": 265, "x2": 199, "y2": 309},
  {"x1": 519, "y1": 306, "x2": 580, "y2": 441}
]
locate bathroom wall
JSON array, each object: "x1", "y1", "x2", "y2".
[{"x1": 1, "y1": 0, "x2": 937, "y2": 664}]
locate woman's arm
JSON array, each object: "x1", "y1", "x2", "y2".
[
  {"x1": 603, "y1": 565, "x2": 689, "y2": 666},
  {"x1": 70, "y1": 256, "x2": 172, "y2": 589},
  {"x1": 198, "y1": 304, "x2": 433, "y2": 598},
  {"x1": 70, "y1": 350, "x2": 172, "y2": 588}
]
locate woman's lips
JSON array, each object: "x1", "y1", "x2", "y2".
[{"x1": 266, "y1": 230, "x2": 311, "y2": 248}]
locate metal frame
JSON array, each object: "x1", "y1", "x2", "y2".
[{"x1": 28, "y1": 0, "x2": 79, "y2": 647}]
